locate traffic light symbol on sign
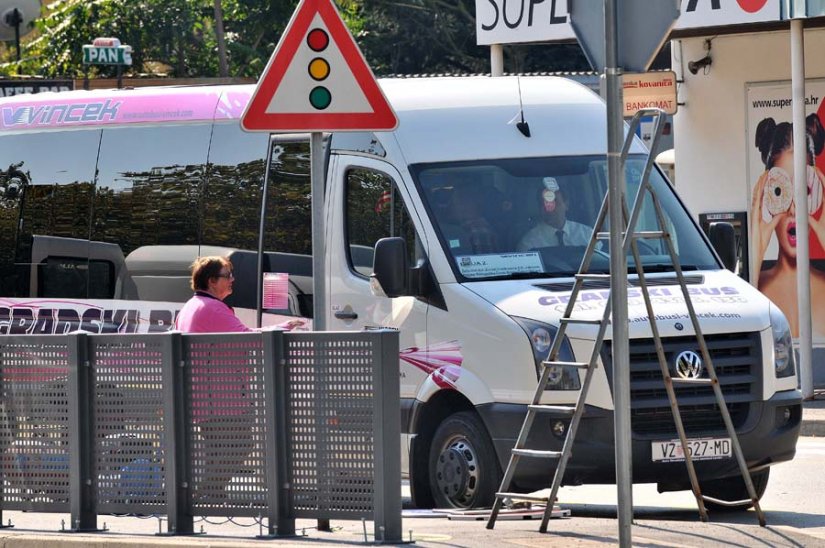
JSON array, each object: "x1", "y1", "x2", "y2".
[
  {"x1": 307, "y1": 28, "x2": 331, "y2": 110},
  {"x1": 241, "y1": 0, "x2": 397, "y2": 132}
]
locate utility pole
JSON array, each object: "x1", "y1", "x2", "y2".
[{"x1": 214, "y1": 0, "x2": 229, "y2": 77}]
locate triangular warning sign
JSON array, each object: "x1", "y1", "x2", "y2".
[{"x1": 241, "y1": 0, "x2": 398, "y2": 132}]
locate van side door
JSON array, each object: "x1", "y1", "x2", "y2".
[{"x1": 327, "y1": 155, "x2": 427, "y2": 398}]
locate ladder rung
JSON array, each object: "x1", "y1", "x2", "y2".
[
  {"x1": 596, "y1": 230, "x2": 666, "y2": 239},
  {"x1": 542, "y1": 360, "x2": 590, "y2": 369},
  {"x1": 671, "y1": 378, "x2": 713, "y2": 386},
  {"x1": 560, "y1": 317, "x2": 603, "y2": 325},
  {"x1": 511, "y1": 449, "x2": 562, "y2": 459},
  {"x1": 528, "y1": 404, "x2": 576, "y2": 416},
  {"x1": 575, "y1": 273, "x2": 610, "y2": 281},
  {"x1": 633, "y1": 230, "x2": 666, "y2": 239},
  {"x1": 701, "y1": 495, "x2": 753, "y2": 507},
  {"x1": 496, "y1": 492, "x2": 549, "y2": 503}
]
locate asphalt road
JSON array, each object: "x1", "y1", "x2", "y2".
[{"x1": 0, "y1": 438, "x2": 823, "y2": 547}]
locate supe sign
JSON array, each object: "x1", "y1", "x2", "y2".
[{"x1": 475, "y1": 0, "x2": 780, "y2": 46}]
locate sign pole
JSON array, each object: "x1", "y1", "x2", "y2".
[
  {"x1": 240, "y1": 0, "x2": 398, "y2": 333},
  {"x1": 790, "y1": 17, "x2": 813, "y2": 399},
  {"x1": 311, "y1": 131, "x2": 327, "y2": 331},
  {"x1": 604, "y1": 0, "x2": 633, "y2": 545}
]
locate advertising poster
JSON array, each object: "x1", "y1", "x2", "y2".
[{"x1": 746, "y1": 80, "x2": 825, "y2": 342}]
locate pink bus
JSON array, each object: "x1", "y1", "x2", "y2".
[{"x1": 0, "y1": 85, "x2": 314, "y2": 335}]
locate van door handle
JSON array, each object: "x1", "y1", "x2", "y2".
[{"x1": 334, "y1": 311, "x2": 358, "y2": 320}]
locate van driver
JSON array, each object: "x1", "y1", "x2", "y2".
[{"x1": 517, "y1": 179, "x2": 593, "y2": 251}]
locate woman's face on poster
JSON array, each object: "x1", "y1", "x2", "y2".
[{"x1": 771, "y1": 150, "x2": 799, "y2": 258}]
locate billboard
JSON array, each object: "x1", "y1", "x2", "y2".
[{"x1": 746, "y1": 80, "x2": 825, "y2": 341}]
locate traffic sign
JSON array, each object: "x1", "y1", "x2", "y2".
[
  {"x1": 569, "y1": 0, "x2": 679, "y2": 73},
  {"x1": 241, "y1": 0, "x2": 397, "y2": 132}
]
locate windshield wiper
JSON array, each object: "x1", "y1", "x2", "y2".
[{"x1": 477, "y1": 271, "x2": 574, "y2": 281}]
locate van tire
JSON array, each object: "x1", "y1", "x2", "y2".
[
  {"x1": 701, "y1": 468, "x2": 770, "y2": 511},
  {"x1": 428, "y1": 411, "x2": 501, "y2": 509}
]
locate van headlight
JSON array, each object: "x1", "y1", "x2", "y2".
[
  {"x1": 770, "y1": 306, "x2": 795, "y2": 379},
  {"x1": 512, "y1": 317, "x2": 581, "y2": 391}
]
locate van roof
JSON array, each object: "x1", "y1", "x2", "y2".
[{"x1": 0, "y1": 76, "x2": 640, "y2": 160}]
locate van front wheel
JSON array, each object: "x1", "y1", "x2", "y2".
[{"x1": 428, "y1": 411, "x2": 501, "y2": 509}]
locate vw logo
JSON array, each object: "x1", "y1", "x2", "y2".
[{"x1": 674, "y1": 350, "x2": 703, "y2": 379}]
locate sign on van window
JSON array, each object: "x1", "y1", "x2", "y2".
[{"x1": 475, "y1": 0, "x2": 780, "y2": 46}]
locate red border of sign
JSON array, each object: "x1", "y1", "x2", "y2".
[{"x1": 241, "y1": 0, "x2": 398, "y2": 132}]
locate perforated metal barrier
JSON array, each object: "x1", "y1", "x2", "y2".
[{"x1": 0, "y1": 330, "x2": 400, "y2": 541}]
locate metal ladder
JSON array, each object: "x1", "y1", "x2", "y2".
[{"x1": 486, "y1": 109, "x2": 766, "y2": 532}]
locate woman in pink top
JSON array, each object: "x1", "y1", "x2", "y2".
[
  {"x1": 175, "y1": 256, "x2": 304, "y2": 332},
  {"x1": 174, "y1": 256, "x2": 303, "y2": 502},
  {"x1": 175, "y1": 256, "x2": 249, "y2": 333}
]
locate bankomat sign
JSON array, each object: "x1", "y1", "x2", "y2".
[{"x1": 475, "y1": 0, "x2": 780, "y2": 45}]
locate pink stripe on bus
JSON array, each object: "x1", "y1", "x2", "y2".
[{"x1": 0, "y1": 87, "x2": 254, "y2": 130}]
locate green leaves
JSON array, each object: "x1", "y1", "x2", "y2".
[{"x1": 0, "y1": 0, "x2": 596, "y2": 80}]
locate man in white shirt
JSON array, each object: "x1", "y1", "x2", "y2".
[{"x1": 517, "y1": 181, "x2": 594, "y2": 251}]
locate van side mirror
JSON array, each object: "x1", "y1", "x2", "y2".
[
  {"x1": 371, "y1": 237, "x2": 408, "y2": 298},
  {"x1": 709, "y1": 222, "x2": 736, "y2": 271}
]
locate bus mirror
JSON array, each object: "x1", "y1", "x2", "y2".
[
  {"x1": 709, "y1": 222, "x2": 736, "y2": 271},
  {"x1": 371, "y1": 237, "x2": 408, "y2": 298}
]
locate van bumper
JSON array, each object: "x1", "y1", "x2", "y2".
[{"x1": 477, "y1": 389, "x2": 801, "y2": 491}]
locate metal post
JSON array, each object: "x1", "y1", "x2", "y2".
[
  {"x1": 605, "y1": 0, "x2": 633, "y2": 545},
  {"x1": 11, "y1": 9, "x2": 21, "y2": 62},
  {"x1": 490, "y1": 44, "x2": 504, "y2": 77},
  {"x1": 311, "y1": 132, "x2": 327, "y2": 331},
  {"x1": 275, "y1": 332, "x2": 296, "y2": 535},
  {"x1": 0, "y1": 350, "x2": 11, "y2": 529},
  {"x1": 66, "y1": 333, "x2": 98, "y2": 532},
  {"x1": 256, "y1": 138, "x2": 275, "y2": 328},
  {"x1": 160, "y1": 333, "x2": 194, "y2": 535},
  {"x1": 372, "y1": 330, "x2": 401, "y2": 543},
  {"x1": 260, "y1": 330, "x2": 294, "y2": 536},
  {"x1": 791, "y1": 18, "x2": 813, "y2": 399}
]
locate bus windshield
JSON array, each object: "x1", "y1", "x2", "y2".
[{"x1": 411, "y1": 154, "x2": 719, "y2": 281}]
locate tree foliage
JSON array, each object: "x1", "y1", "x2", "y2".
[{"x1": 0, "y1": 0, "x2": 622, "y2": 79}]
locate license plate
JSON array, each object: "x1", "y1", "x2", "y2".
[{"x1": 651, "y1": 437, "x2": 732, "y2": 462}]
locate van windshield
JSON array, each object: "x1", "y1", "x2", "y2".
[{"x1": 411, "y1": 155, "x2": 719, "y2": 281}]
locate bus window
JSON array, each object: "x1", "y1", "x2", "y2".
[
  {"x1": 0, "y1": 129, "x2": 101, "y2": 298},
  {"x1": 201, "y1": 122, "x2": 269, "y2": 252},
  {"x1": 202, "y1": 125, "x2": 312, "y2": 317},
  {"x1": 93, "y1": 124, "x2": 211, "y2": 301}
]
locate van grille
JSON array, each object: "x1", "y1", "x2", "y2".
[{"x1": 602, "y1": 332, "x2": 761, "y2": 436}]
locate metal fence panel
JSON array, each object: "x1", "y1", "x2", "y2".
[
  {"x1": 184, "y1": 333, "x2": 269, "y2": 517},
  {"x1": 286, "y1": 332, "x2": 379, "y2": 519},
  {"x1": 91, "y1": 335, "x2": 167, "y2": 515},
  {"x1": 0, "y1": 330, "x2": 401, "y2": 539},
  {"x1": 0, "y1": 337, "x2": 71, "y2": 512}
]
